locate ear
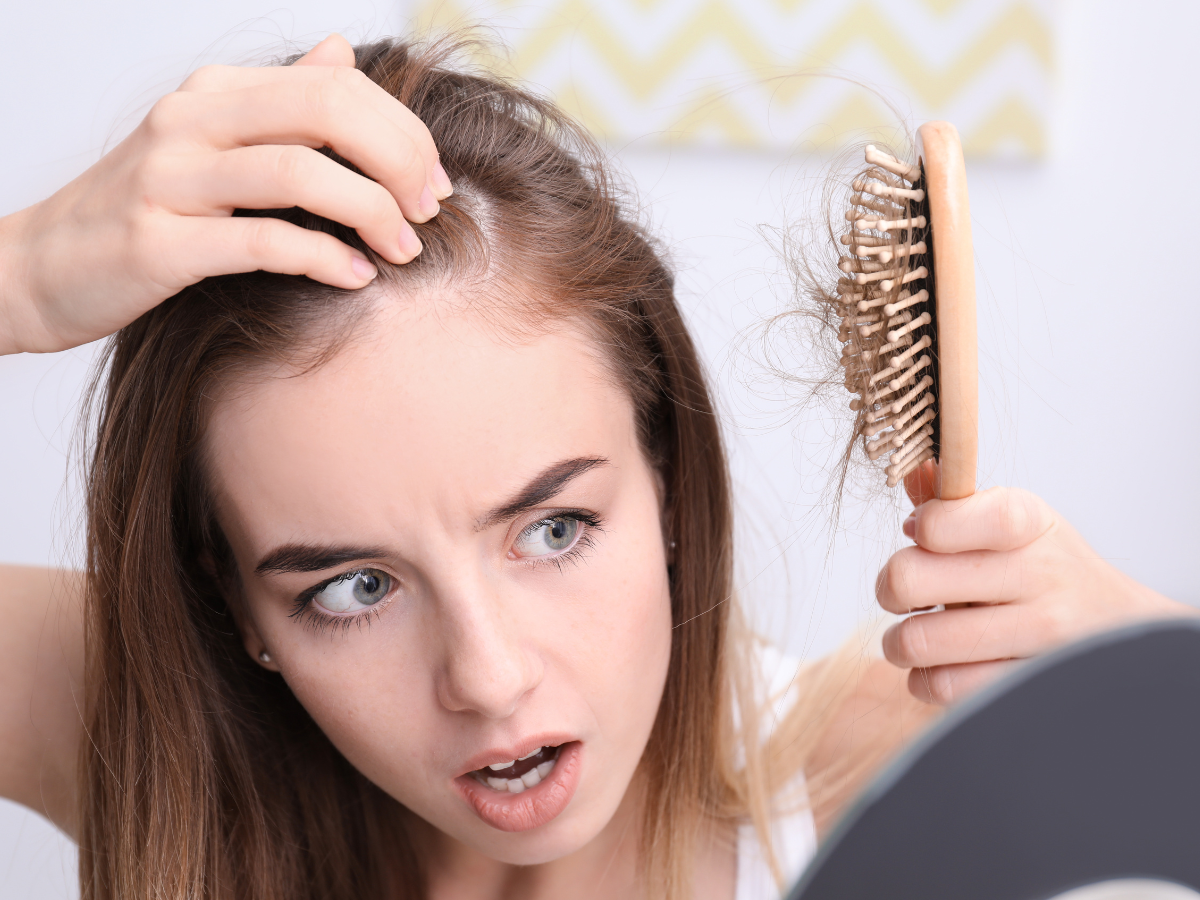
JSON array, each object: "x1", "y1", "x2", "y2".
[
  {"x1": 202, "y1": 550, "x2": 280, "y2": 672},
  {"x1": 238, "y1": 615, "x2": 280, "y2": 672},
  {"x1": 651, "y1": 466, "x2": 676, "y2": 566}
]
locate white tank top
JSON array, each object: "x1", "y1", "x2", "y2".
[{"x1": 734, "y1": 647, "x2": 818, "y2": 900}]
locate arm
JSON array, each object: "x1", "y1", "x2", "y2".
[
  {"x1": 0, "y1": 565, "x2": 85, "y2": 836},
  {"x1": 0, "y1": 33, "x2": 450, "y2": 357}
]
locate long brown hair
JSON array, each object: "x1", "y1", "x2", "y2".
[{"x1": 79, "y1": 35, "x2": 851, "y2": 900}]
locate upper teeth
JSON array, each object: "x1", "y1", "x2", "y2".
[{"x1": 487, "y1": 746, "x2": 544, "y2": 770}]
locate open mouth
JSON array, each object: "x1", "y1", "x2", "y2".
[
  {"x1": 469, "y1": 744, "x2": 560, "y2": 793},
  {"x1": 456, "y1": 741, "x2": 582, "y2": 832}
]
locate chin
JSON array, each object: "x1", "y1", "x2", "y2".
[{"x1": 455, "y1": 796, "x2": 620, "y2": 867}]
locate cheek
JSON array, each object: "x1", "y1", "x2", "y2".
[
  {"x1": 562, "y1": 509, "x2": 674, "y2": 739},
  {"x1": 265, "y1": 625, "x2": 434, "y2": 782}
]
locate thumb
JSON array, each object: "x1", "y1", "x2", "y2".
[
  {"x1": 294, "y1": 33, "x2": 356, "y2": 68},
  {"x1": 903, "y1": 459, "x2": 940, "y2": 508}
]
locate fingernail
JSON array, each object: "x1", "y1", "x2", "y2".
[
  {"x1": 350, "y1": 254, "x2": 376, "y2": 282},
  {"x1": 399, "y1": 223, "x2": 423, "y2": 261},
  {"x1": 431, "y1": 161, "x2": 453, "y2": 199},
  {"x1": 418, "y1": 185, "x2": 439, "y2": 219},
  {"x1": 902, "y1": 514, "x2": 916, "y2": 539}
]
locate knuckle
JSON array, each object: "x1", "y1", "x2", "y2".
[
  {"x1": 908, "y1": 667, "x2": 938, "y2": 704},
  {"x1": 875, "y1": 561, "x2": 897, "y2": 608},
  {"x1": 879, "y1": 550, "x2": 920, "y2": 610},
  {"x1": 931, "y1": 671, "x2": 955, "y2": 705},
  {"x1": 143, "y1": 92, "x2": 188, "y2": 139},
  {"x1": 365, "y1": 184, "x2": 400, "y2": 227},
  {"x1": 307, "y1": 68, "x2": 367, "y2": 116},
  {"x1": 302, "y1": 78, "x2": 342, "y2": 121},
  {"x1": 180, "y1": 64, "x2": 222, "y2": 91},
  {"x1": 392, "y1": 139, "x2": 424, "y2": 175},
  {"x1": 992, "y1": 491, "x2": 1029, "y2": 546},
  {"x1": 1032, "y1": 601, "x2": 1072, "y2": 647},
  {"x1": 922, "y1": 667, "x2": 955, "y2": 705},
  {"x1": 244, "y1": 219, "x2": 281, "y2": 261},
  {"x1": 990, "y1": 488, "x2": 1049, "y2": 547},
  {"x1": 269, "y1": 145, "x2": 312, "y2": 188},
  {"x1": 398, "y1": 123, "x2": 435, "y2": 163},
  {"x1": 1016, "y1": 488, "x2": 1053, "y2": 536},
  {"x1": 330, "y1": 65, "x2": 370, "y2": 90},
  {"x1": 914, "y1": 506, "x2": 951, "y2": 553},
  {"x1": 893, "y1": 618, "x2": 929, "y2": 668}
]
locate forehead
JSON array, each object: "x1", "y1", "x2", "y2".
[{"x1": 204, "y1": 298, "x2": 637, "y2": 541}]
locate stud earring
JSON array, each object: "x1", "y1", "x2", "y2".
[
  {"x1": 258, "y1": 650, "x2": 271, "y2": 664},
  {"x1": 669, "y1": 540, "x2": 677, "y2": 550}
]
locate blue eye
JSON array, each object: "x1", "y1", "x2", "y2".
[
  {"x1": 514, "y1": 516, "x2": 581, "y2": 558},
  {"x1": 312, "y1": 568, "x2": 392, "y2": 614}
]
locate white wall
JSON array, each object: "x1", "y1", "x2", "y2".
[{"x1": 2, "y1": 1, "x2": 1197, "y2": 895}]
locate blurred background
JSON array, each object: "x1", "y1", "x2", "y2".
[{"x1": 2, "y1": 0, "x2": 1196, "y2": 894}]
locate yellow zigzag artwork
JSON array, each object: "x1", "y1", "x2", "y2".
[{"x1": 407, "y1": 0, "x2": 1056, "y2": 158}]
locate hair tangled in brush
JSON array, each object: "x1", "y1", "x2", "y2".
[{"x1": 757, "y1": 136, "x2": 921, "y2": 521}]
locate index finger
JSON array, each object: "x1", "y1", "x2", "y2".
[
  {"x1": 912, "y1": 487, "x2": 1055, "y2": 553},
  {"x1": 180, "y1": 59, "x2": 451, "y2": 203},
  {"x1": 164, "y1": 75, "x2": 438, "y2": 226}
]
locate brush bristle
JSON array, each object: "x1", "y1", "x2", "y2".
[{"x1": 838, "y1": 145, "x2": 939, "y2": 488}]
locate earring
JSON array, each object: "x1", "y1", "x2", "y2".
[
  {"x1": 258, "y1": 650, "x2": 272, "y2": 664},
  {"x1": 669, "y1": 540, "x2": 677, "y2": 550}
]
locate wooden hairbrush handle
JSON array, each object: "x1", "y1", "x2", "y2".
[{"x1": 918, "y1": 122, "x2": 978, "y2": 501}]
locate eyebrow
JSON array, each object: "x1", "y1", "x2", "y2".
[
  {"x1": 475, "y1": 456, "x2": 609, "y2": 530},
  {"x1": 254, "y1": 544, "x2": 388, "y2": 577},
  {"x1": 252, "y1": 456, "x2": 609, "y2": 577}
]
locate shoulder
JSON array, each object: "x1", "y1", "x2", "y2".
[{"x1": 0, "y1": 565, "x2": 85, "y2": 835}]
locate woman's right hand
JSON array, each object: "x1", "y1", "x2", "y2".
[{"x1": 0, "y1": 33, "x2": 451, "y2": 356}]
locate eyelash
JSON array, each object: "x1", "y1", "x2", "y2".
[
  {"x1": 288, "y1": 569, "x2": 391, "y2": 635},
  {"x1": 288, "y1": 511, "x2": 604, "y2": 632},
  {"x1": 516, "y1": 510, "x2": 604, "y2": 572}
]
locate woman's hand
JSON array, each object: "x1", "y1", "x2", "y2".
[
  {"x1": 876, "y1": 461, "x2": 1195, "y2": 705},
  {"x1": 0, "y1": 34, "x2": 452, "y2": 356}
]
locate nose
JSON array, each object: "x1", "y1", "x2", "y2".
[{"x1": 433, "y1": 581, "x2": 544, "y2": 719}]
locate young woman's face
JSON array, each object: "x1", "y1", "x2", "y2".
[{"x1": 206, "y1": 296, "x2": 674, "y2": 865}]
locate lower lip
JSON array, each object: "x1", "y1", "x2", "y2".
[{"x1": 455, "y1": 742, "x2": 583, "y2": 832}]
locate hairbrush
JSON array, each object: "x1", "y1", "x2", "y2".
[{"x1": 835, "y1": 121, "x2": 978, "y2": 499}]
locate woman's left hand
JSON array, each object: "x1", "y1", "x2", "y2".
[{"x1": 875, "y1": 462, "x2": 1196, "y2": 705}]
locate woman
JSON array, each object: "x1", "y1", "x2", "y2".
[{"x1": 0, "y1": 33, "x2": 1189, "y2": 900}]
